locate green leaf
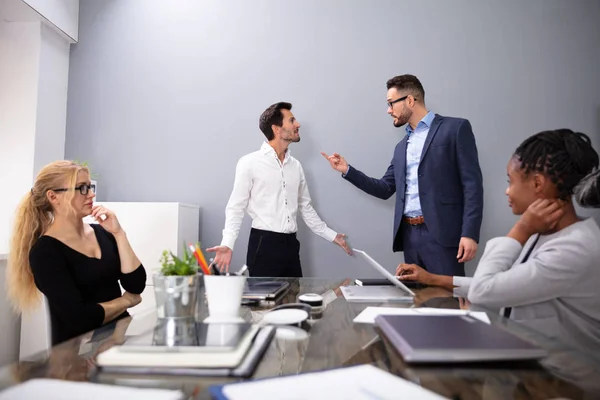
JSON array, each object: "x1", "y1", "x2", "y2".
[{"x1": 158, "y1": 242, "x2": 199, "y2": 276}]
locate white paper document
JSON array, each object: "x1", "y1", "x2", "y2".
[
  {"x1": 340, "y1": 286, "x2": 414, "y2": 302},
  {"x1": 0, "y1": 379, "x2": 183, "y2": 400},
  {"x1": 220, "y1": 364, "x2": 447, "y2": 400},
  {"x1": 353, "y1": 307, "x2": 491, "y2": 324}
]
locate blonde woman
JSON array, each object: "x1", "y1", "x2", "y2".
[{"x1": 7, "y1": 161, "x2": 146, "y2": 345}]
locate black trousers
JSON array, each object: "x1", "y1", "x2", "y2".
[{"x1": 246, "y1": 228, "x2": 302, "y2": 277}]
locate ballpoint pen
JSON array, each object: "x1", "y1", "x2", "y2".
[{"x1": 209, "y1": 258, "x2": 221, "y2": 276}]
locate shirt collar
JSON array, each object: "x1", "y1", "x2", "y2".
[
  {"x1": 261, "y1": 141, "x2": 290, "y2": 159},
  {"x1": 405, "y1": 111, "x2": 435, "y2": 136}
]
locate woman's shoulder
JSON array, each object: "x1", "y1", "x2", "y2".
[
  {"x1": 30, "y1": 234, "x2": 61, "y2": 253},
  {"x1": 543, "y1": 218, "x2": 600, "y2": 258},
  {"x1": 557, "y1": 218, "x2": 600, "y2": 242},
  {"x1": 29, "y1": 235, "x2": 65, "y2": 268}
]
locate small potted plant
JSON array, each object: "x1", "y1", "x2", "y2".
[{"x1": 153, "y1": 245, "x2": 201, "y2": 319}]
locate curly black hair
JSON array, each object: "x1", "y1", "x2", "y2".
[{"x1": 513, "y1": 129, "x2": 599, "y2": 200}]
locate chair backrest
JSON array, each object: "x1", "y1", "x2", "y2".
[{"x1": 19, "y1": 295, "x2": 52, "y2": 361}]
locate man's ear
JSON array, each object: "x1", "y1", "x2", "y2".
[
  {"x1": 271, "y1": 124, "x2": 280, "y2": 139},
  {"x1": 408, "y1": 95, "x2": 417, "y2": 107}
]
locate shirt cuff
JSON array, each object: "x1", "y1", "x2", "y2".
[
  {"x1": 452, "y1": 276, "x2": 472, "y2": 298},
  {"x1": 322, "y1": 227, "x2": 338, "y2": 242},
  {"x1": 342, "y1": 165, "x2": 350, "y2": 177},
  {"x1": 220, "y1": 236, "x2": 236, "y2": 252}
]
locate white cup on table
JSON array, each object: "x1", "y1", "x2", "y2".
[{"x1": 203, "y1": 275, "x2": 247, "y2": 323}]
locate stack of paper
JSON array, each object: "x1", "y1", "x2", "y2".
[
  {"x1": 0, "y1": 379, "x2": 183, "y2": 400},
  {"x1": 210, "y1": 364, "x2": 447, "y2": 400},
  {"x1": 97, "y1": 325, "x2": 260, "y2": 368}
]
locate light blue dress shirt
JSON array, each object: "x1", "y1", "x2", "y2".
[{"x1": 403, "y1": 111, "x2": 435, "y2": 217}]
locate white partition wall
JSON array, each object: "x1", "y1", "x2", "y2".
[
  {"x1": 0, "y1": 0, "x2": 79, "y2": 364},
  {"x1": 22, "y1": 0, "x2": 79, "y2": 41},
  {"x1": 0, "y1": 20, "x2": 40, "y2": 257}
]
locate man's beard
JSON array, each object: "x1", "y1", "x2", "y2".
[
  {"x1": 393, "y1": 108, "x2": 412, "y2": 128},
  {"x1": 283, "y1": 129, "x2": 300, "y2": 142}
]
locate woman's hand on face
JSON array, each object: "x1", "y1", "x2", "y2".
[{"x1": 91, "y1": 205, "x2": 123, "y2": 235}]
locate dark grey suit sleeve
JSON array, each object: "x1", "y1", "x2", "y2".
[
  {"x1": 456, "y1": 120, "x2": 484, "y2": 242},
  {"x1": 343, "y1": 162, "x2": 396, "y2": 200}
]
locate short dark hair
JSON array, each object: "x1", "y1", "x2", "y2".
[
  {"x1": 259, "y1": 102, "x2": 292, "y2": 140},
  {"x1": 386, "y1": 74, "x2": 425, "y2": 103},
  {"x1": 514, "y1": 129, "x2": 599, "y2": 200}
]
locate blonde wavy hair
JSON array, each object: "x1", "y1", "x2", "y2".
[{"x1": 6, "y1": 160, "x2": 89, "y2": 312}]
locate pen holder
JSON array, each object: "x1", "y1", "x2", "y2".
[
  {"x1": 203, "y1": 275, "x2": 247, "y2": 323},
  {"x1": 153, "y1": 273, "x2": 200, "y2": 319}
]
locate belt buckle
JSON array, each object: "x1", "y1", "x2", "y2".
[{"x1": 406, "y1": 216, "x2": 422, "y2": 226}]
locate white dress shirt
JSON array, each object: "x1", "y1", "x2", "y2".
[
  {"x1": 403, "y1": 111, "x2": 434, "y2": 217},
  {"x1": 221, "y1": 142, "x2": 337, "y2": 251}
]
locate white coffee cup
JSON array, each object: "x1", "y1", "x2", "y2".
[{"x1": 203, "y1": 275, "x2": 247, "y2": 323}]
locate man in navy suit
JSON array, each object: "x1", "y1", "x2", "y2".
[{"x1": 322, "y1": 74, "x2": 483, "y2": 276}]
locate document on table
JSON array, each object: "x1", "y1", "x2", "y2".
[
  {"x1": 353, "y1": 307, "x2": 491, "y2": 324},
  {"x1": 0, "y1": 379, "x2": 184, "y2": 400},
  {"x1": 210, "y1": 364, "x2": 448, "y2": 400}
]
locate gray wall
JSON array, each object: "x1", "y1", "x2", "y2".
[{"x1": 66, "y1": 0, "x2": 600, "y2": 278}]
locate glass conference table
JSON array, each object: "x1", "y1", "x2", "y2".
[{"x1": 1, "y1": 278, "x2": 599, "y2": 399}]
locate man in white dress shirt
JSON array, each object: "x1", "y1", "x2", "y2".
[{"x1": 208, "y1": 102, "x2": 351, "y2": 277}]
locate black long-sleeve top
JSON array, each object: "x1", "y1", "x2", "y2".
[{"x1": 29, "y1": 224, "x2": 146, "y2": 345}]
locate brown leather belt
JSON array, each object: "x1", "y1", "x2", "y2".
[{"x1": 404, "y1": 215, "x2": 425, "y2": 226}]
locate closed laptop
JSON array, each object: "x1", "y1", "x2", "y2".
[{"x1": 375, "y1": 314, "x2": 547, "y2": 363}]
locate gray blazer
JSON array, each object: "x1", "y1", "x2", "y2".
[{"x1": 468, "y1": 218, "x2": 600, "y2": 353}]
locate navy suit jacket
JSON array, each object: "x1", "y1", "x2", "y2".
[{"x1": 344, "y1": 114, "x2": 484, "y2": 252}]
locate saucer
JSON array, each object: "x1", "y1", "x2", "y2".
[
  {"x1": 275, "y1": 326, "x2": 309, "y2": 341},
  {"x1": 262, "y1": 309, "x2": 308, "y2": 326}
]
